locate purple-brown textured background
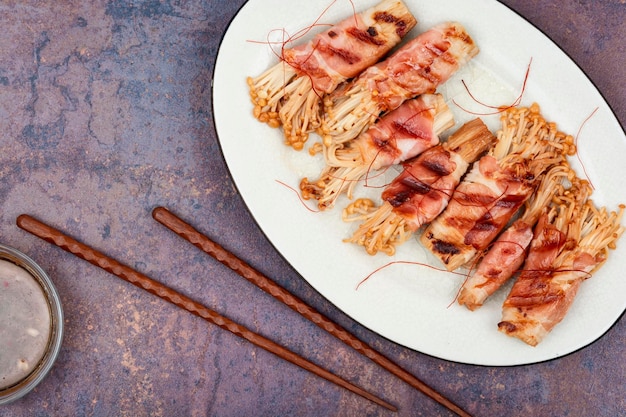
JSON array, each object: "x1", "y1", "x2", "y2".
[{"x1": 0, "y1": 1, "x2": 624, "y2": 416}]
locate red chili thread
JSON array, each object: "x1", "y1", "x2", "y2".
[
  {"x1": 247, "y1": 0, "x2": 356, "y2": 71},
  {"x1": 573, "y1": 106, "x2": 599, "y2": 190},
  {"x1": 502, "y1": 267, "x2": 593, "y2": 285},
  {"x1": 248, "y1": 0, "x2": 339, "y2": 49},
  {"x1": 275, "y1": 179, "x2": 320, "y2": 213},
  {"x1": 362, "y1": 162, "x2": 394, "y2": 189},
  {"x1": 453, "y1": 57, "x2": 533, "y2": 116},
  {"x1": 356, "y1": 260, "x2": 467, "y2": 290}
]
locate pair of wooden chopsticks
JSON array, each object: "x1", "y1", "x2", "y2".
[
  {"x1": 17, "y1": 209, "x2": 472, "y2": 416},
  {"x1": 16, "y1": 214, "x2": 394, "y2": 411}
]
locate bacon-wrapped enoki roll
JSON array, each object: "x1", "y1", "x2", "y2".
[
  {"x1": 321, "y1": 21, "x2": 478, "y2": 148},
  {"x1": 497, "y1": 193, "x2": 624, "y2": 346},
  {"x1": 342, "y1": 118, "x2": 495, "y2": 255},
  {"x1": 457, "y1": 163, "x2": 578, "y2": 310},
  {"x1": 420, "y1": 104, "x2": 577, "y2": 271},
  {"x1": 300, "y1": 93, "x2": 454, "y2": 210},
  {"x1": 247, "y1": 0, "x2": 417, "y2": 150}
]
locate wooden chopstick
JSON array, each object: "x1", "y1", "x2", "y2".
[
  {"x1": 16, "y1": 214, "x2": 397, "y2": 412},
  {"x1": 152, "y1": 206, "x2": 473, "y2": 417}
]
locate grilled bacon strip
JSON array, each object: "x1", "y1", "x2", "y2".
[
  {"x1": 498, "y1": 194, "x2": 624, "y2": 346},
  {"x1": 300, "y1": 93, "x2": 454, "y2": 210},
  {"x1": 421, "y1": 154, "x2": 536, "y2": 270},
  {"x1": 421, "y1": 104, "x2": 576, "y2": 271},
  {"x1": 343, "y1": 118, "x2": 495, "y2": 255},
  {"x1": 457, "y1": 163, "x2": 576, "y2": 310},
  {"x1": 321, "y1": 21, "x2": 478, "y2": 148},
  {"x1": 247, "y1": 0, "x2": 417, "y2": 150}
]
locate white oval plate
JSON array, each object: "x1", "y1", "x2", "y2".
[{"x1": 213, "y1": 0, "x2": 626, "y2": 366}]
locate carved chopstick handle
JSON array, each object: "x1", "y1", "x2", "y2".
[
  {"x1": 152, "y1": 207, "x2": 472, "y2": 417},
  {"x1": 16, "y1": 214, "x2": 396, "y2": 412}
]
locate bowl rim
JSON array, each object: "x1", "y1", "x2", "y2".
[{"x1": 0, "y1": 243, "x2": 64, "y2": 405}]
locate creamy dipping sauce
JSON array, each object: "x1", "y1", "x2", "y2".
[{"x1": 0, "y1": 259, "x2": 51, "y2": 390}]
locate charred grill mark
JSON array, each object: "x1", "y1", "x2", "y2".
[
  {"x1": 394, "y1": 38, "x2": 455, "y2": 86},
  {"x1": 401, "y1": 177, "x2": 431, "y2": 194},
  {"x1": 507, "y1": 290, "x2": 563, "y2": 307},
  {"x1": 457, "y1": 190, "x2": 527, "y2": 248},
  {"x1": 465, "y1": 227, "x2": 497, "y2": 247},
  {"x1": 373, "y1": 11, "x2": 410, "y2": 37},
  {"x1": 472, "y1": 219, "x2": 497, "y2": 232},
  {"x1": 485, "y1": 267, "x2": 503, "y2": 278},
  {"x1": 372, "y1": 134, "x2": 389, "y2": 149},
  {"x1": 346, "y1": 27, "x2": 386, "y2": 46},
  {"x1": 447, "y1": 27, "x2": 475, "y2": 49},
  {"x1": 497, "y1": 321, "x2": 517, "y2": 333},
  {"x1": 496, "y1": 194, "x2": 526, "y2": 209},
  {"x1": 431, "y1": 238, "x2": 461, "y2": 256},
  {"x1": 391, "y1": 119, "x2": 428, "y2": 139},
  {"x1": 504, "y1": 271, "x2": 569, "y2": 307},
  {"x1": 373, "y1": 11, "x2": 398, "y2": 24},
  {"x1": 465, "y1": 212, "x2": 498, "y2": 246},
  {"x1": 384, "y1": 174, "x2": 432, "y2": 207},
  {"x1": 320, "y1": 43, "x2": 362, "y2": 65},
  {"x1": 456, "y1": 191, "x2": 496, "y2": 207},
  {"x1": 496, "y1": 199, "x2": 521, "y2": 209},
  {"x1": 402, "y1": 177, "x2": 431, "y2": 194},
  {"x1": 465, "y1": 226, "x2": 496, "y2": 247},
  {"x1": 395, "y1": 20, "x2": 408, "y2": 37},
  {"x1": 424, "y1": 39, "x2": 457, "y2": 67},
  {"x1": 501, "y1": 245, "x2": 518, "y2": 256},
  {"x1": 387, "y1": 190, "x2": 411, "y2": 207},
  {"x1": 425, "y1": 40, "x2": 449, "y2": 57},
  {"x1": 445, "y1": 215, "x2": 475, "y2": 231},
  {"x1": 422, "y1": 157, "x2": 453, "y2": 177},
  {"x1": 414, "y1": 67, "x2": 442, "y2": 86}
]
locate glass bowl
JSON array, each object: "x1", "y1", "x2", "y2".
[{"x1": 0, "y1": 243, "x2": 63, "y2": 404}]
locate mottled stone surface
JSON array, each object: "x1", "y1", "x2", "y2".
[{"x1": 0, "y1": 1, "x2": 624, "y2": 416}]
